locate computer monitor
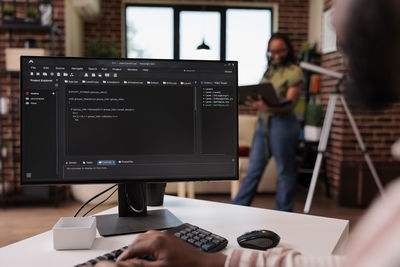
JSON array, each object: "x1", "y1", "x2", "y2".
[{"x1": 20, "y1": 56, "x2": 238, "y2": 236}]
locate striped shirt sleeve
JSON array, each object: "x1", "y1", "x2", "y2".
[
  {"x1": 224, "y1": 248, "x2": 344, "y2": 267},
  {"x1": 341, "y1": 178, "x2": 400, "y2": 267}
]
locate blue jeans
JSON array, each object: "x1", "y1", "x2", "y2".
[{"x1": 230, "y1": 115, "x2": 300, "y2": 211}]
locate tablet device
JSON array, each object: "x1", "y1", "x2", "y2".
[{"x1": 238, "y1": 83, "x2": 292, "y2": 107}]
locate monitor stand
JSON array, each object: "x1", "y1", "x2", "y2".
[{"x1": 95, "y1": 183, "x2": 182, "y2": 237}]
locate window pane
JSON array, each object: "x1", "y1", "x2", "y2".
[
  {"x1": 126, "y1": 7, "x2": 173, "y2": 59},
  {"x1": 227, "y1": 9, "x2": 272, "y2": 85},
  {"x1": 180, "y1": 11, "x2": 220, "y2": 60}
]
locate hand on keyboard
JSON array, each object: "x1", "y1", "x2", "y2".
[{"x1": 77, "y1": 223, "x2": 228, "y2": 267}]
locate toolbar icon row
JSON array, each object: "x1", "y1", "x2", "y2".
[
  {"x1": 83, "y1": 73, "x2": 118, "y2": 78},
  {"x1": 29, "y1": 72, "x2": 118, "y2": 78}
]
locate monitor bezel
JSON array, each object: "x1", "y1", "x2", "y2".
[{"x1": 20, "y1": 56, "x2": 239, "y2": 185}]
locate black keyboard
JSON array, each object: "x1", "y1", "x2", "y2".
[
  {"x1": 75, "y1": 246, "x2": 130, "y2": 267},
  {"x1": 75, "y1": 223, "x2": 228, "y2": 266},
  {"x1": 168, "y1": 223, "x2": 228, "y2": 252}
]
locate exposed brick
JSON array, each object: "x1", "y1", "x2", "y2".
[
  {"x1": 0, "y1": 0, "x2": 65, "y2": 188},
  {"x1": 320, "y1": 0, "x2": 400, "y2": 195}
]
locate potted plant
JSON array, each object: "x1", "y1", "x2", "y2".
[
  {"x1": 85, "y1": 39, "x2": 119, "y2": 58},
  {"x1": 25, "y1": 7, "x2": 38, "y2": 23},
  {"x1": 2, "y1": 4, "x2": 16, "y2": 23},
  {"x1": 298, "y1": 42, "x2": 321, "y2": 65}
]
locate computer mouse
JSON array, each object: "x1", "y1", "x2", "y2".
[{"x1": 237, "y1": 230, "x2": 280, "y2": 250}]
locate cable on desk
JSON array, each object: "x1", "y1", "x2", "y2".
[
  {"x1": 82, "y1": 187, "x2": 118, "y2": 217},
  {"x1": 73, "y1": 184, "x2": 117, "y2": 217}
]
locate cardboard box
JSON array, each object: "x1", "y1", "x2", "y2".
[{"x1": 5, "y1": 48, "x2": 48, "y2": 71}]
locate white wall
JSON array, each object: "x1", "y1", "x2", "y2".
[
  {"x1": 308, "y1": 0, "x2": 323, "y2": 51},
  {"x1": 65, "y1": 0, "x2": 84, "y2": 57}
]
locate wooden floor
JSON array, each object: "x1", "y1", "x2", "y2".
[{"x1": 0, "y1": 185, "x2": 366, "y2": 248}]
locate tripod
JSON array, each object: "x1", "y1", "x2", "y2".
[{"x1": 303, "y1": 78, "x2": 386, "y2": 214}]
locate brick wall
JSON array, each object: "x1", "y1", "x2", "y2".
[
  {"x1": 83, "y1": 0, "x2": 122, "y2": 56},
  {"x1": 0, "y1": 0, "x2": 65, "y2": 189},
  {"x1": 321, "y1": 0, "x2": 400, "y2": 200}
]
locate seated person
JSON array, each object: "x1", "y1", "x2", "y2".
[{"x1": 90, "y1": 0, "x2": 400, "y2": 266}]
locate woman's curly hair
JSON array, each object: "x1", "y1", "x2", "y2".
[{"x1": 343, "y1": 0, "x2": 400, "y2": 109}]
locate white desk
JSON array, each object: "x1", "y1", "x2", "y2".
[{"x1": 0, "y1": 196, "x2": 349, "y2": 267}]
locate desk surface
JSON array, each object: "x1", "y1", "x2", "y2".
[{"x1": 0, "y1": 196, "x2": 349, "y2": 267}]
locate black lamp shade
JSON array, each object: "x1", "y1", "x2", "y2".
[{"x1": 197, "y1": 39, "x2": 210, "y2": 50}]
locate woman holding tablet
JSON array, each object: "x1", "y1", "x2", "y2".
[{"x1": 230, "y1": 33, "x2": 304, "y2": 211}]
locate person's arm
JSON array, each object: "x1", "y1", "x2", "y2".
[
  {"x1": 225, "y1": 248, "x2": 344, "y2": 267},
  {"x1": 245, "y1": 82, "x2": 302, "y2": 114},
  {"x1": 92, "y1": 230, "x2": 226, "y2": 267}
]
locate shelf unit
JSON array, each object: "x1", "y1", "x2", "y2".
[
  {"x1": 0, "y1": 24, "x2": 62, "y2": 55},
  {"x1": 297, "y1": 56, "x2": 331, "y2": 197},
  {"x1": 0, "y1": 22, "x2": 63, "y2": 208}
]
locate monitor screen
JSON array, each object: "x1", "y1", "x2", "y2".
[
  {"x1": 20, "y1": 56, "x2": 238, "y2": 236},
  {"x1": 21, "y1": 57, "x2": 238, "y2": 185}
]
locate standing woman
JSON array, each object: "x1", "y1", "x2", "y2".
[{"x1": 230, "y1": 33, "x2": 304, "y2": 211}]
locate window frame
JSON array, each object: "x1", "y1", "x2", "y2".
[{"x1": 123, "y1": 2, "x2": 277, "y2": 60}]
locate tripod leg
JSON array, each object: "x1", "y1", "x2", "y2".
[
  {"x1": 339, "y1": 95, "x2": 386, "y2": 196},
  {"x1": 304, "y1": 95, "x2": 338, "y2": 213},
  {"x1": 304, "y1": 153, "x2": 324, "y2": 213},
  {"x1": 322, "y1": 158, "x2": 332, "y2": 198}
]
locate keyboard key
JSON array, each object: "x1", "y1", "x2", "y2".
[
  {"x1": 88, "y1": 259, "x2": 98, "y2": 265},
  {"x1": 212, "y1": 239, "x2": 221, "y2": 245},
  {"x1": 104, "y1": 253, "x2": 114, "y2": 260},
  {"x1": 174, "y1": 232, "x2": 181, "y2": 237},
  {"x1": 200, "y1": 238, "x2": 208, "y2": 244},
  {"x1": 188, "y1": 225, "x2": 198, "y2": 231},
  {"x1": 202, "y1": 242, "x2": 217, "y2": 251},
  {"x1": 186, "y1": 233, "x2": 194, "y2": 238},
  {"x1": 198, "y1": 229, "x2": 211, "y2": 236}
]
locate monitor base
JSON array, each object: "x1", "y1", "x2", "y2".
[{"x1": 95, "y1": 209, "x2": 183, "y2": 237}]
